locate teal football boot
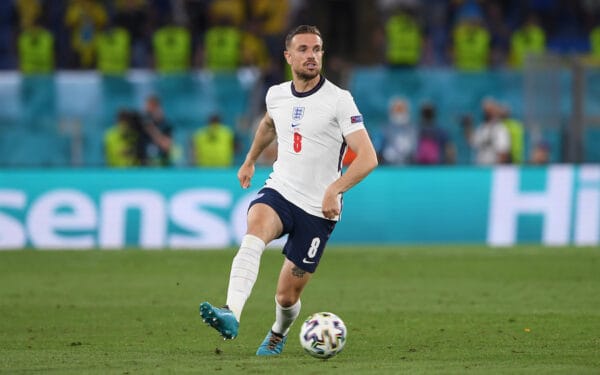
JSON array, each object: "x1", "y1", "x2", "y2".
[
  {"x1": 199, "y1": 302, "x2": 239, "y2": 340},
  {"x1": 256, "y1": 330, "x2": 287, "y2": 356}
]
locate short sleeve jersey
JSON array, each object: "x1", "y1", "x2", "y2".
[{"x1": 264, "y1": 75, "x2": 365, "y2": 220}]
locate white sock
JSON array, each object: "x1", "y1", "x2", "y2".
[
  {"x1": 271, "y1": 298, "x2": 301, "y2": 337},
  {"x1": 226, "y1": 234, "x2": 265, "y2": 322}
]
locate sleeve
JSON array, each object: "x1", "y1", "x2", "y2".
[
  {"x1": 336, "y1": 90, "x2": 365, "y2": 137},
  {"x1": 265, "y1": 86, "x2": 275, "y2": 118}
]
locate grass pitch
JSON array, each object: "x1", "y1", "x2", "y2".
[{"x1": 1, "y1": 246, "x2": 599, "y2": 374}]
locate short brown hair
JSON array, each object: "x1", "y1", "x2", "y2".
[{"x1": 285, "y1": 25, "x2": 322, "y2": 49}]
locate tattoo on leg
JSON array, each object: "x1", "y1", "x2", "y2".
[{"x1": 291, "y1": 266, "x2": 306, "y2": 278}]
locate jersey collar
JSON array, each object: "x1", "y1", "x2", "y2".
[{"x1": 291, "y1": 75, "x2": 326, "y2": 98}]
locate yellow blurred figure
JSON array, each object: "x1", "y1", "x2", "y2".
[
  {"x1": 591, "y1": 26, "x2": 600, "y2": 64},
  {"x1": 251, "y1": 0, "x2": 289, "y2": 36},
  {"x1": 18, "y1": 24, "x2": 54, "y2": 74},
  {"x1": 209, "y1": 0, "x2": 246, "y2": 27},
  {"x1": 241, "y1": 21, "x2": 270, "y2": 71},
  {"x1": 96, "y1": 26, "x2": 131, "y2": 75},
  {"x1": 65, "y1": 0, "x2": 108, "y2": 68},
  {"x1": 193, "y1": 114, "x2": 235, "y2": 167},
  {"x1": 15, "y1": 0, "x2": 42, "y2": 28},
  {"x1": 385, "y1": 10, "x2": 422, "y2": 67},
  {"x1": 509, "y1": 15, "x2": 546, "y2": 68},
  {"x1": 452, "y1": 20, "x2": 490, "y2": 71},
  {"x1": 153, "y1": 25, "x2": 191, "y2": 73}
]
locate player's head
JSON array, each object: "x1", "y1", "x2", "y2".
[
  {"x1": 388, "y1": 97, "x2": 410, "y2": 126},
  {"x1": 145, "y1": 94, "x2": 166, "y2": 120},
  {"x1": 284, "y1": 25, "x2": 324, "y2": 81},
  {"x1": 145, "y1": 94, "x2": 161, "y2": 111}
]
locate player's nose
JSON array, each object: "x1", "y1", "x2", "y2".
[{"x1": 306, "y1": 50, "x2": 317, "y2": 59}]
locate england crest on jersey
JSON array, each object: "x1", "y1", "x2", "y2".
[{"x1": 292, "y1": 106, "x2": 305, "y2": 121}]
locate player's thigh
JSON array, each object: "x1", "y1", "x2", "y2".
[
  {"x1": 275, "y1": 258, "x2": 313, "y2": 307},
  {"x1": 247, "y1": 203, "x2": 284, "y2": 244},
  {"x1": 283, "y1": 210, "x2": 336, "y2": 273}
]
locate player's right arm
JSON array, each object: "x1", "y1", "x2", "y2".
[
  {"x1": 238, "y1": 112, "x2": 277, "y2": 189},
  {"x1": 322, "y1": 128, "x2": 378, "y2": 219}
]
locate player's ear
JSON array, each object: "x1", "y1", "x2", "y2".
[{"x1": 284, "y1": 50, "x2": 292, "y2": 64}]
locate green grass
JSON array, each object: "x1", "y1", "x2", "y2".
[{"x1": 1, "y1": 246, "x2": 599, "y2": 374}]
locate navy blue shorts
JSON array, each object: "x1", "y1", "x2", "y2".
[{"x1": 248, "y1": 188, "x2": 336, "y2": 273}]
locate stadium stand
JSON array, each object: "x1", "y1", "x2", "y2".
[
  {"x1": 0, "y1": 70, "x2": 257, "y2": 167},
  {"x1": 1, "y1": 0, "x2": 600, "y2": 166}
]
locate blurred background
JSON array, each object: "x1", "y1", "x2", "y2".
[
  {"x1": 1, "y1": 0, "x2": 600, "y2": 168},
  {"x1": 1, "y1": 0, "x2": 600, "y2": 249}
]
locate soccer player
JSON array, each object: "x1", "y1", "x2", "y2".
[{"x1": 199, "y1": 25, "x2": 378, "y2": 356}]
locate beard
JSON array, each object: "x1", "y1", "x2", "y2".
[{"x1": 294, "y1": 66, "x2": 320, "y2": 81}]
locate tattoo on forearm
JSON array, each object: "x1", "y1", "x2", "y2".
[{"x1": 291, "y1": 266, "x2": 306, "y2": 278}]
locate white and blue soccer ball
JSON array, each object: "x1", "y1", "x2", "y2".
[{"x1": 299, "y1": 312, "x2": 347, "y2": 359}]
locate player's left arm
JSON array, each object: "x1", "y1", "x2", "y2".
[{"x1": 322, "y1": 129, "x2": 378, "y2": 219}]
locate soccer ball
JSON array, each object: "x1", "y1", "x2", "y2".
[{"x1": 299, "y1": 312, "x2": 347, "y2": 359}]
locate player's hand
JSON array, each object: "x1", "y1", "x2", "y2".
[
  {"x1": 322, "y1": 186, "x2": 340, "y2": 219},
  {"x1": 237, "y1": 162, "x2": 255, "y2": 189}
]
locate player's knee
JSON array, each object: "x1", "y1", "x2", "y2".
[
  {"x1": 275, "y1": 292, "x2": 299, "y2": 308},
  {"x1": 247, "y1": 204, "x2": 282, "y2": 240}
]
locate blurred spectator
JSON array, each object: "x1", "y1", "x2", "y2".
[
  {"x1": 152, "y1": 21, "x2": 191, "y2": 73},
  {"x1": 499, "y1": 104, "x2": 525, "y2": 163},
  {"x1": 451, "y1": 1, "x2": 490, "y2": 71},
  {"x1": 141, "y1": 95, "x2": 173, "y2": 166},
  {"x1": 0, "y1": 1, "x2": 15, "y2": 69},
  {"x1": 18, "y1": 21, "x2": 54, "y2": 74},
  {"x1": 193, "y1": 114, "x2": 235, "y2": 167},
  {"x1": 15, "y1": 0, "x2": 43, "y2": 30},
  {"x1": 64, "y1": 0, "x2": 108, "y2": 69},
  {"x1": 208, "y1": 0, "x2": 246, "y2": 28},
  {"x1": 0, "y1": 0, "x2": 595, "y2": 72},
  {"x1": 509, "y1": 13, "x2": 546, "y2": 69},
  {"x1": 249, "y1": 0, "x2": 291, "y2": 58},
  {"x1": 183, "y1": 0, "x2": 209, "y2": 69},
  {"x1": 241, "y1": 20, "x2": 271, "y2": 71},
  {"x1": 419, "y1": 0, "x2": 451, "y2": 66},
  {"x1": 95, "y1": 24, "x2": 130, "y2": 76},
  {"x1": 380, "y1": 97, "x2": 417, "y2": 165},
  {"x1": 462, "y1": 99, "x2": 511, "y2": 165},
  {"x1": 530, "y1": 140, "x2": 551, "y2": 164},
  {"x1": 591, "y1": 23, "x2": 600, "y2": 62},
  {"x1": 414, "y1": 101, "x2": 455, "y2": 165},
  {"x1": 384, "y1": 5, "x2": 423, "y2": 68},
  {"x1": 104, "y1": 109, "x2": 140, "y2": 167},
  {"x1": 203, "y1": 16, "x2": 242, "y2": 71},
  {"x1": 112, "y1": 0, "x2": 149, "y2": 68},
  {"x1": 484, "y1": 1, "x2": 511, "y2": 68}
]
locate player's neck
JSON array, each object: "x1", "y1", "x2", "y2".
[{"x1": 292, "y1": 74, "x2": 322, "y2": 93}]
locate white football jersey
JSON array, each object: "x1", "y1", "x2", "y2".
[{"x1": 263, "y1": 76, "x2": 365, "y2": 220}]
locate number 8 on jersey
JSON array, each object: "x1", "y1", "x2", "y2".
[{"x1": 293, "y1": 131, "x2": 302, "y2": 153}]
